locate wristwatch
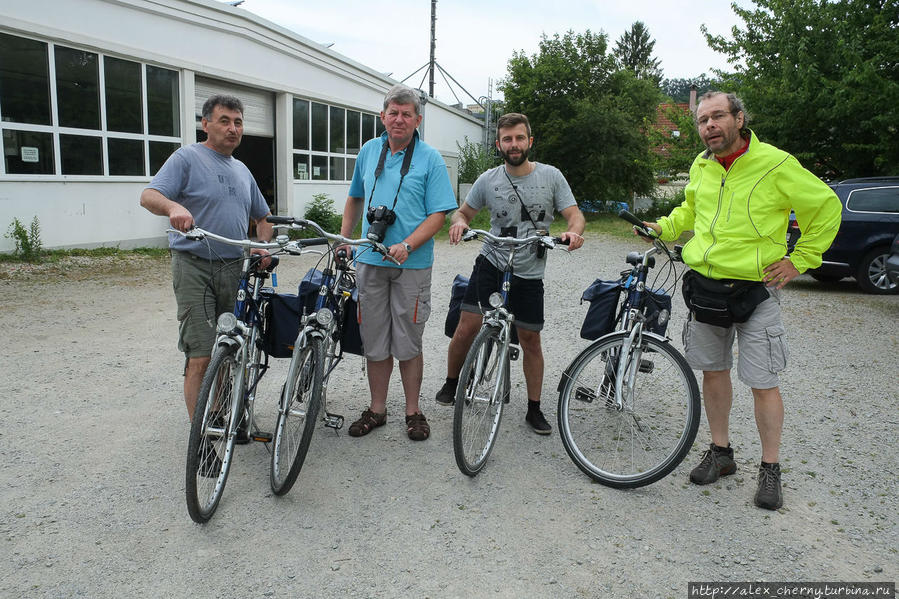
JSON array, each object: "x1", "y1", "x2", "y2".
[{"x1": 402, "y1": 242, "x2": 413, "y2": 252}]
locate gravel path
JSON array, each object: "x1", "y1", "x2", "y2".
[{"x1": 1, "y1": 236, "x2": 896, "y2": 598}]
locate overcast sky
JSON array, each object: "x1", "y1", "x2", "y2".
[{"x1": 237, "y1": 0, "x2": 745, "y2": 106}]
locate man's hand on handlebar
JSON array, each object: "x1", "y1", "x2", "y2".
[
  {"x1": 559, "y1": 231, "x2": 585, "y2": 250},
  {"x1": 168, "y1": 205, "x2": 194, "y2": 232},
  {"x1": 633, "y1": 221, "x2": 662, "y2": 243},
  {"x1": 448, "y1": 221, "x2": 468, "y2": 244},
  {"x1": 250, "y1": 248, "x2": 272, "y2": 270}
]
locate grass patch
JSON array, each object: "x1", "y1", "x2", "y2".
[{"x1": 0, "y1": 246, "x2": 168, "y2": 264}]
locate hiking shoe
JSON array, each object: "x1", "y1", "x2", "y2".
[
  {"x1": 525, "y1": 407, "x2": 552, "y2": 435},
  {"x1": 435, "y1": 379, "x2": 458, "y2": 406},
  {"x1": 754, "y1": 462, "x2": 783, "y2": 510},
  {"x1": 689, "y1": 443, "x2": 736, "y2": 485},
  {"x1": 199, "y1": 439, "x2": 223, "y2": 479}
]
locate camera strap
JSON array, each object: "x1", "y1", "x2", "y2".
[
  {"x1": 503, "y1": 167, "x2": 542, "y2": 233},
  {"x1": 368, "y1": 135, "x2": 416, "y2": 212}
]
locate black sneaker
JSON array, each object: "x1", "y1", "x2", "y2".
[
  {"x1": 689, "y1": 443, "x2": 737, "y2": 485},
  {"x1": 754, "y1": 462, "x2": 783, "y2": 510},
  {"x1": 199, "y1": 438, "x2": 223, "y2": 478},
  {"x1": 525, "y1": 407, "x2": 552, "y2": 435},
  {"x1": 435, "y1": 379, "x2": 458, "y2": 406}
]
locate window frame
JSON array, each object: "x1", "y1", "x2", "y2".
[{"x1": 0, "y1": 32, "x2": 182, "y2": 180}]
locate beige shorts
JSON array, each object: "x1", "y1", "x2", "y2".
[
  {"x1": 355, "y1": 263, "x2": 432, "y2": 362},
  {"x1": 681, "y1": 287, "x2": 790, "y2": 389}
]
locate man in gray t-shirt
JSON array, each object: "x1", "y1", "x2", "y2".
[
  {"x1": 436, "y1": 113, "x2": 585, "y2": 435},
  {"x1": 140, "y1": 94, "x2": 272, "y2": 424}
]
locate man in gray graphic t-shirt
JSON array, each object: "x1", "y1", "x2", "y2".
[{"x1": 435, "y1": 113, "x2": 585, "y2": 435}]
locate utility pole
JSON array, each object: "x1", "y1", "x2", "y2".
[{"x1": 429, "y1": 0, "x2": 436, "y2": 97}]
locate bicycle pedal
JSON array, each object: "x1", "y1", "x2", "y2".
[
  {"x1": 324, "y1": 412, "x2": 344, "y2": 430},
  {"x1": 574, "y1": 386, "x2": 596, "y2": 403},
  {"x1": 508, "y1": 346, "x2": 520, "y2": 361},
  {"x1": 639, "y1": 359, "x2": 654, "y2": 374},
  {"x1": 251, "y1": 432, "x2": 273, "y2": 443}
]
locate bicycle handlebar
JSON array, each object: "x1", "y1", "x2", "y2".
[
  {"x1": 618, "y1": 209, "x2": 658, "y2": 240},
  {"x1": 461, "y1": 228, "x2": 568, "y2": 248},
  {"x1": 167, "y1": 227, "x2": 285, "y2": 251},
  {"x1": 265, "y1": 215, "x2": 399, "y2": 264}
]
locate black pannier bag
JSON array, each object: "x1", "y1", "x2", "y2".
[
  {"x1": 444, "y1": 274, "x2": 469, "y2": 338},
  {"x1": 579, "y1": 280, "x2": 622, "y2": 340},
  {"x1": 579, "y1": 279, "x2": 672, "y2": 340},
  {"x1": 262, "y1": 268, "x2": 364, "y2": 358}
]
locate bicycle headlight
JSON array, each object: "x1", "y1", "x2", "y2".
[
  {"x1": 216, "y1": 312, "x2": 239, "y2": 334},
  {"x1": 488, "y1": 292, "x2": 503, "y2": 309},
  {"x1": 314, "y1": 307, "x2": 333, "y2": 327}
]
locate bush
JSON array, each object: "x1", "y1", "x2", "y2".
[
  {"x1": 457, "y1": 137, "x2": 500, "y2": 184},
  {"x1": 302, "y1": 193, "x2": 342, "y2": 235},
  {"x1": 5, "y1": 216, "x2": 43, "y2": 262}
]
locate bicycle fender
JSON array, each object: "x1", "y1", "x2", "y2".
[
  {"x1": 556, "y1": 330, "x2": 671, "y2": 393},
  {"x1": 215, "y1": 336, "x2": 241, "y2": 351}
]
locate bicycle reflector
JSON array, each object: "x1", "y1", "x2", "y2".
[
  {"x1": 314, "y1": 307, "x2": 333, "y2": 327},
  {"x1": 216, "y1": 312, "x2": 239, "y2": 334},
  {"x1": 488, "y1": 292, "x2": 503, "y2": 309}
]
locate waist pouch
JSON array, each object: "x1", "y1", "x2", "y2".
[{"x1": 681, "y1": 269, "x2": 769, "y2": 328}]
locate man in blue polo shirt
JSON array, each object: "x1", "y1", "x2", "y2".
[{"x1": 339, "y1": 84, "x2": 457, "y2": 442}]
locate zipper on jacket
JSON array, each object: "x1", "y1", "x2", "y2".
[{"x1": 703, "y1": 174, "x2": 726, "y2": 276}]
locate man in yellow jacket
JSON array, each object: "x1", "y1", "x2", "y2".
[{"x1": 645, "y1": 91, "x2": 841, "y2": 510}]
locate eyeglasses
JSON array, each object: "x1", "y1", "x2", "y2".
[{"x1": 697, "y1": 111, "x2": 737, "y2": 126}]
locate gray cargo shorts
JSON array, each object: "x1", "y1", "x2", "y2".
[{"x1": 681, "y1": 287, "x2": 790, "y2": 389}]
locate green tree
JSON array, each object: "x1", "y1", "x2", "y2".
[
  {"x1": 660, "y1": 74, "x2": 715, "y2": 103},
  {"x1": 501, "y1": 30, "x2": 661, "y2": 206},
  {"x1": 614, "y1": 21, "x2": 664, "y2": 85},
  {"x1": 704, "y1": 0, "x2": 899, "y2": 178},
  {"x1": 457, "y1": 137, "x2": 500, "y2": 184}
]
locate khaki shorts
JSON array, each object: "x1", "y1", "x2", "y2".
[
  {"x1": 681, "y1": 287, "x2": 789, "y2": 389},
  {"x1": 356, "y1": 263, "x2": 432, "y2": 362},
  {"x1": 171, "y1": 251, "x2": 242, "y2": 359}
]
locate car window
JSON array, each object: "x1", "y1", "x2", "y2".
[{"x1": 845, "y1": 186, "x2": 899, "y2": 213}]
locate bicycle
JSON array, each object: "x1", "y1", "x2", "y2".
[
  {"x1": 264, "y1": 216, "x2": 396, "y2": 497},
  {"x1": 556, "y1": 210, "x2": 701, "y2": 488},
  {"x1": 170, "y1": 227, "x2": 322, "y2": 523},
  {"x1": 452, "y1": 228, "x2": 567, "y2": 477}
]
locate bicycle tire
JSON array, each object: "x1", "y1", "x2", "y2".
[
  {"x1": 453, "y1": 326, "x2": 509, "y2": 476},
  {"x1": 186, "y1": 343, "x2": 241, "y2": 523},
  {"x1": 557, "y1": 331, "x2": 700, "y2": 488},
  {"x1": 270, "y1": 337, "x2": 324, "y2": 496}
]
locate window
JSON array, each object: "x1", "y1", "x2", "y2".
[
  {"x1": 0, "y1": 32, "x2": 182, "y2": 177},
  {"x1": 847, "y1": 187, "x2": 899, "y2": 214},
  {"x1": 0, "y1": 32, "x2": 51, "y2": 125},
  {"x1": 292, "y1": 97, "x2": 379, "y2": 181}
]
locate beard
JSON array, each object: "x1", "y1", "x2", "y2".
[{"x1": 500, "y1": 146, "x2": 529, "y2": 167}]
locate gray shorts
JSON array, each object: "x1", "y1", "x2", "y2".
[
  {"x1": 681, "y1": 287, "x2": 790, "y2": 389},
  {"x1": 356, "y1": 263, "x2": 433, "y2": 362},
  {"x1": 171, "y1": 251, "x2": 242, "y2": 359}
]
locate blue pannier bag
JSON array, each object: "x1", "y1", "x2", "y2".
[
  {"x1": 640, "y1": 288, "x2": 672, "y2": 336},
  {"x1": 260, "y1": 290, "x2": 301, "y2": 358},
  {"x1": 444, "y1": 274, "x2": 469, "y2": 338},
  {"x1": 298, "y1": 268, "x2": 364, "y2": 356}
]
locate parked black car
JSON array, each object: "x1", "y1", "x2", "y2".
[
  {"x1": 886, "y1": 232, "x2": 899, "y2": 286},
  {"x1": 792, "y1": 177, "x2": 899, "y2": 294}
]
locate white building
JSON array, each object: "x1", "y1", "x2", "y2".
[{"x1": 0, "y1": 0, "x2": 483, "y2": 250}]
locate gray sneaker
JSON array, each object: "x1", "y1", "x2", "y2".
[
  {"x1": 754, "y1": 462, "x2": 783, "y2": 510},
  {"x1": 689, "y1": 443, "x2": 737, "y2": 485}
]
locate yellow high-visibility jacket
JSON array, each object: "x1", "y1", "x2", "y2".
[{"x1": 658, "y1": 131, "x2": 842, "y2": 280}]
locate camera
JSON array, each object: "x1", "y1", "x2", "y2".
[{"x1": 366, "y1": 205, "x2": 396, "y2": 243}]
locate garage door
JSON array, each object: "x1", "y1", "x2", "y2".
[{"x1": 195, "y1": 78, "x2": 274, "y2": 137}]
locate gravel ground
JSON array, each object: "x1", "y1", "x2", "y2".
[{"x1": 1, "y1": 236, "x2": 896, "y2": 598}]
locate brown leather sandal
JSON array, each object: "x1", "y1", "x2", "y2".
[
  {"x1": 405, "y1": 412, "x2": 430, "y2": 441},
  {"x1": 348, "y1": 409, "x2": 386, "y2": 437}
]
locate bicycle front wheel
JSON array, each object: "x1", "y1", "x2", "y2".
[
  {"x1": 270, "y1": 337, "x2": 324, "y2": 496},
  {"x1": 557, "y1": 331, "x2": 700, "y2": 488},
  {"x1": 453, "y1": 327, "x2": 509, "y2": 477},
  {"x1": 186, "y1": 344, "x2": 240, "y2": 523}
]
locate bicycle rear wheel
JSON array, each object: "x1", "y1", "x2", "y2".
[
  {"x1": 186, "y1": 344, "x2": 241, "y2": 523},
  {"x1": 270, "y1": 337, "x2": 324, "y2": 496},
  {"x1": 453, "y1": 327, "x2": 509, "y2": 476},
  {"x1": 557, "y1": 331, "x2": 700, "y2": 488}
]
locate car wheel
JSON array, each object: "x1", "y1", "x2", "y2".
[{"x1": 856, "y1": 246, "x2": 898, "y2": 294}]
